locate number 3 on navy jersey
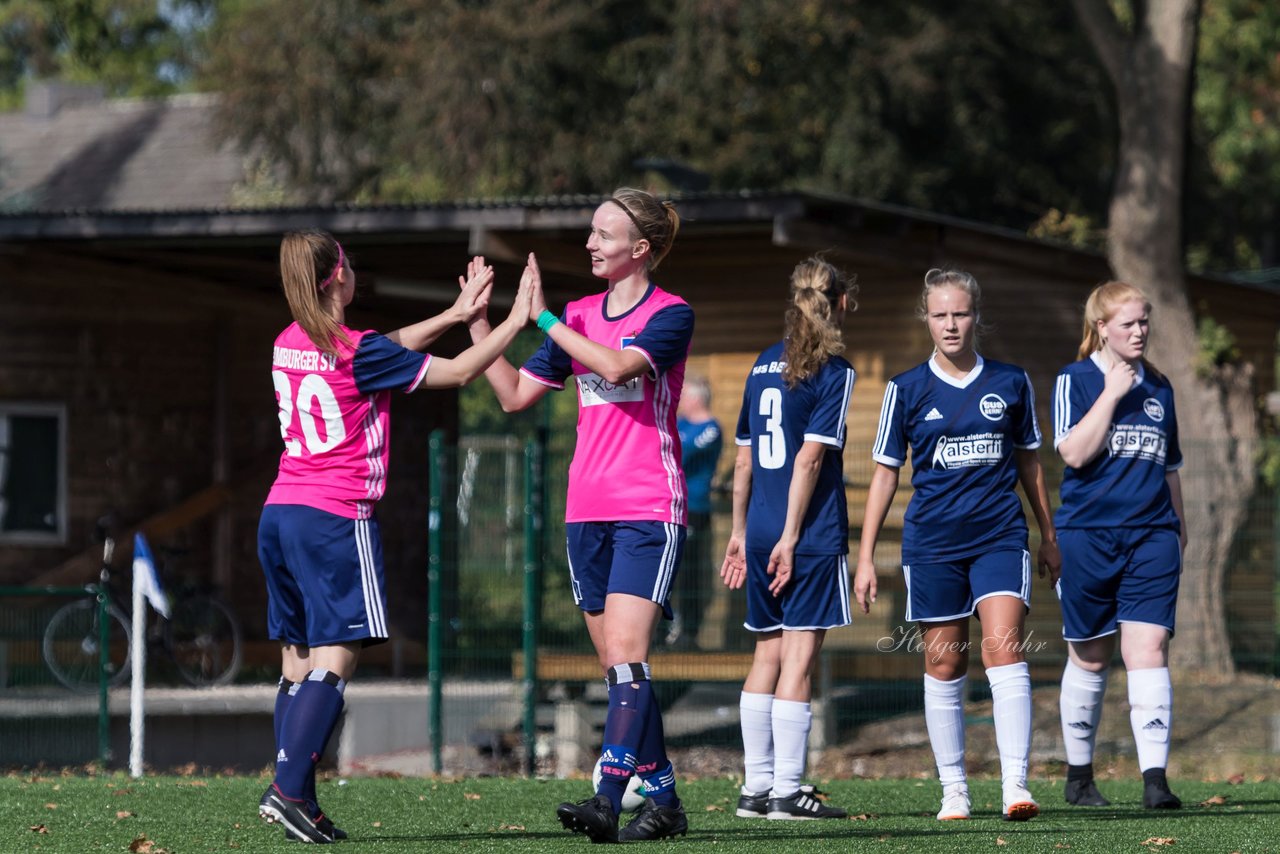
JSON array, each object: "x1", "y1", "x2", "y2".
[
  {"x1": 757, "y1": 387, "x2": 786, "y2": 470},
  {"x1": 272, "y1": 370, "x2": 346, "y2": 456}
]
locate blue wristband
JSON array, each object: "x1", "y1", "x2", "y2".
[{"x1": 537, "y1": 310, "x2": 560, "y2": 333}]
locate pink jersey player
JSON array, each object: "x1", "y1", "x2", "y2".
[
  {"x1": 256, "y1": 230, "x2": 532, "y2": 844},
  {"x1": 466, "y1": 189, "x2": 693, "y2": 842}
]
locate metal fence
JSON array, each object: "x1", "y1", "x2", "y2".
[
  {"x1": 1, "y1": 434, "x2": 1272, "y2": 776},
  {"x1": 427, "y1": 432, "x2": 1278, "y2": 777},
  {"x1": 0, "y1": 587, "x2": 112, "y2": 767}
]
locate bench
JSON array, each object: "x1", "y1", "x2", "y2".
[
  {"x1": 512, "y1": 649, "x2": 927, "y2": 777},
  {"x1": 513, "y1": 645, "x2": 1067, "y2": 777}
]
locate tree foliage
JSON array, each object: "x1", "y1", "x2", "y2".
[
  {"x1": 1072, "y1": 0, "x2": 1258, "y2": 674},
  {"x1": 7, "y1": 1, "x2": 1275, "y2": 271},
  {"x1": 1188, "y1": 0, "x2": 1280, "y2": 269},
  {"x1": 201, "y1": 0, "x2": 1117, "y2": 231},
  {"x1": 0, "y1": 0, "x2": 211, "y2": 108}
]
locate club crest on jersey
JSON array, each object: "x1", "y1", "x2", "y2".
[
  {"x1": 932, "y1": 432, "x2": 1004, "y2": 469},
  {"x1": 978, "y1": 393, "x2": 1007, "y2": 421},
  {"x1": 578, "y1": 372, "x2": 643, "y2": 407},
  {"x1": 1143, "y1": 398, "x2": 1165, "y2": 422}
]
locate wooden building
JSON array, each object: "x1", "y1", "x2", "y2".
[{"x1": 2, "y1": 192, "x2": 1277, "y2": 669}]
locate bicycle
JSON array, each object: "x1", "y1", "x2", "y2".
[{"x1": 40, "y1": 520, "x2": 244, "y2": 691}]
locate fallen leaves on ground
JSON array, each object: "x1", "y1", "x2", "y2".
[
  {"x1": 463, "y1": 792, "x2": 481, "y2": 800},
  {"x1": 116, "y1": 810, "x2": 135, "y2": 819},
  {"x1": 705, "y1": 804, "x2": 725, "y2": 812},
  {"x1": 1199, "y1": 795, "x2": 1228, "y2": 806},
  {"x1": 29, "y1": 825, "x2": 47, "y2": 834},
  {"x1": 1142, "y1": 838, "x2": 1177, "y2": 847}
]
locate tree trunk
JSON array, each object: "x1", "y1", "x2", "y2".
[{"x1": 1073, "y1": 0, "x2": 1256, "y2": 674}]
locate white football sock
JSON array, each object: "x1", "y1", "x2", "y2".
[
  {"x1": 739, "y1": 691, "x2": 775, "y2": 794},
  {"x1": 1060, "y1": 659, "x2": 1108, "y2": 766},
  {"x1": 770, "y1": 699, "x2": 811, "y2": 798},
  {"x1": 987, "y1": 662, "x2": 1032, "y2": 788},
  {"x1": 1127, "y1": 667, "x2": 1172, "y2": 771},
  {"x1": 924, "y1": 673, "x2": 967, "y2": 786}
]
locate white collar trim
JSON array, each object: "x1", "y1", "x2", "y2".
[
  {"x1": 1089, "y1": 350, "x2": 1144, "y2": 385},
  {"x1": 929, "y1": 353, "x2": 985, "y2": 389}
]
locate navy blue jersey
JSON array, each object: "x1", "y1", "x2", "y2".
[
  {"x1": 1052, "y1": 354, "x2": 1182, "y2": 530},
  {"x1": 736, "y1": 341, "x2": 855, "y2": 555},
  {"x1": 872, "y1": 356, "x2": 1041, "y2": 563}
]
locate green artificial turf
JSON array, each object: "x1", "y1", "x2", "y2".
[{"x1": 2, "y1": 774, "x2": 1278, "y2": 852}]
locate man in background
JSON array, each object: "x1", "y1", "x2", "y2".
[{"x1": 670, "y1": 374, "x2": 723, "y2": 648}]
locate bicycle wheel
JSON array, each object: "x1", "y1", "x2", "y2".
[
  {"x1": 166, "y1": 595, "x2": 243, "y2": 686},
  {"x1": 42, "y1": 598, "x2": 132, "y2": 692}
]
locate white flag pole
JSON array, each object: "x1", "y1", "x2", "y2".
[{"x1": 129, "y1": 559, "x2": 147, "y2": 779}]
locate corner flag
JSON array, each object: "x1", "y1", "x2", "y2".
[{"x1": 132, "y1": 533, "x2": 170, "y2": 619}]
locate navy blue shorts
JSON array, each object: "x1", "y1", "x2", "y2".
[
  {"x1": 565, "y1": 521, "x2": 684, "y2": 618},
  {"x1": 1056, "y1": 527, "x2": 1181, "y2": 641},
  {"x1": 904, "y1": 549, "x2": 1031, "y2": 623},
  {"x1": 744, "y1": 551, "x2": 851, "y2": 632},
  {"x1": 258, "y1": 504, "x2": 390, "y2": 647}
]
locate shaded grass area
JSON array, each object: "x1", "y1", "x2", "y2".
[{"x1": 2, "y1": 775, "x2": 1278, "y2": 852}]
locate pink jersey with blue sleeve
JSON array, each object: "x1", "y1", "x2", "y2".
[
  {"x1": 266, "y1": 322, "x2": 431, "y2": 519},
  {"x1": 520, "y1": 284, "x2": 694, "y2": 525}
]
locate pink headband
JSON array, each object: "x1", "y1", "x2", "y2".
[{"x1": 318, "y1": 242, "x2": 345, "y2": 291}]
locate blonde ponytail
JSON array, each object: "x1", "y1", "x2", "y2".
[
  {"x1": 279, "y1": 229, "x2": 352, "y2": 357},
  {"x1": 781, "y1": 257, "x2": 856, "y2": 387}
]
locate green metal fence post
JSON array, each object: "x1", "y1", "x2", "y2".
[
  {"x1": 97, "y1": 584, "x2": 110, "y2": 764},
  {"x1": 428, "y1": 429, "x2": 445, "y2": 775},
  {"x1": 522, "y1": 433, "x2": 546, "y2": 776}
]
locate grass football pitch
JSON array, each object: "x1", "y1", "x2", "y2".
[{"x1": 4, "y1": 775, "x2": 1279, "y2": 852}]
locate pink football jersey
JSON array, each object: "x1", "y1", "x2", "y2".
[
  {"x1": 521, "y1": 287, "x2": 692, "y2": 525},
  {"x1": 266, "y1": 322, "x2": 430, "y2": 519}
]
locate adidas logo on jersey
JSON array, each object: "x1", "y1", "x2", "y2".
[
  {"x1": 925, "y1": 407, "x2": 944, "y2": 421},
  {"x1": 277, "y1": 749, "x2": 288, "y2": 763},
  {"x1": 1143, "y1": 718, "x2": 1168, "y2": 731}
]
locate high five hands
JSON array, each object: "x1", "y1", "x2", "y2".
[
  {"x1": 455, "y1": 256, "x2": 494, "y2": 326},
  {"x1": 521, "y1": 253, "x2": 549, "y2": 321},
  {"x1": 457, "y1": 253, "x2": 548, "y2": 330}
]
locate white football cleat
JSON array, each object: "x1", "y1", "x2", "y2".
[
  {"x1": 1003, "y1": 783, "x2": 1039, "y2": 821},
  {"x1": 936, "y1": 783, "x2": 971, "y2": 820}
]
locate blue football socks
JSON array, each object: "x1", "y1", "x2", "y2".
[{"x1": 274, "y1": 670, "x2": 345, "y2": 802}]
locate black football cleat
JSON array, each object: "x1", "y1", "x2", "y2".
[
  {"x1": 1064, "y1": 777, "x2": 1111, "y2": 807},
  {"x1": 285, "y1": 806, "x2": 348, "y2": 841},
  {"x1": 766, "y1": 789, "x2": 848, "y2": 820},
  {"x1": 259, "y1": 785, "x2": 334, "y2": 844},
  {"x1": 1143, "y1": 778, "x2": 1182, "y2": 809},
  {"x1": 556, "y1": 794, "x2": 619, "y2": 843},
  {"x1": 735, "y1": 789, "x2": 770, "y2": 818},
  {"x1": 619, "y1": 797, "x2": 689, "y2": 840}
]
